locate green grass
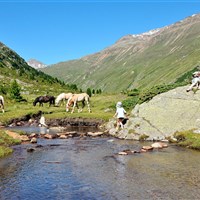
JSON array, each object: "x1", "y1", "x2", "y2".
[
  {"x1": 0, "y1": 146, "x2": 13, "y2": 158},
  {"x1": 174, "y1": 130, "x2": 200, "y2": 150},
  {"x1": 0, "y1": 93, "x2": 128, "y2": 125},
  {"x1": 0, "y1": 130, "x2": 21, "y2": 158}
]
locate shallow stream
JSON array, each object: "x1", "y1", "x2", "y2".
[{"x1": 1, "y1": 126, "x2": 200, "y2": 199}]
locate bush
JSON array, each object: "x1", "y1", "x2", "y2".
[
  {"x1": 122, "y1": 96, "x2": 139, "y2": 110},
  {"x1": 138, "y1": 84, "x2": 176, "y2": 104}
]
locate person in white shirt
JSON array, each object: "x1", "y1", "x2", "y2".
[
  {"x1": 113, "y1": 102, "x2": 127, "y2": 130},
  {"x1": 39, "y1": 115, "x2": 48, "y2": 127}
]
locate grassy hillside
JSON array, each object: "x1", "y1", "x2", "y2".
[
  {"x1": 41, "y1": 14, "x2": 200, "y2": 92},
  {"x1": 0, "y1": 42, "x2": 79, "y2": 98}
]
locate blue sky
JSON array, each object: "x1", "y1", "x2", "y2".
[{"x1": 1, "y1": 1, "x2": 200, "y2": 65}]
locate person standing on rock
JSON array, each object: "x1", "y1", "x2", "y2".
[{"x1": 113, "y1": 102, "x2": 127, "y2": 130}]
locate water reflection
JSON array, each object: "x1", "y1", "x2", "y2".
[
  {"x1": 6, "y1": 125, "x2": 99, "y2": 135},
  {"x1": 1, "y1": 128, "x2": 200, "y2": 199}
]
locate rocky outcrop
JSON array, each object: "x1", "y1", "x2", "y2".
[{"x1": 107, "y1": 86, "x2": 200, "y2": 140}]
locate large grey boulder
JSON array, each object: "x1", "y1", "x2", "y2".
[{"x1": 106, "y1": 86, "x2": 200, "y2": 140}]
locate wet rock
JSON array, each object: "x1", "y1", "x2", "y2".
[
  {"x1": 64, "y1": 131, "x2": 78, "y2": 137},
  {"x1": 118, "y1": 149, "x2": 139, "y2": 155},
  {"x1": 20, "y1": 135, "x2": 30, "y2": 142},
  {"x1": 30, "y1": 137, "x2": 37, "y2": 143},
  {"x1": 142, "y1": 146, "x2": 154, "y2": 151},
  {"x1": 29, "y1": 133, "x2": 37, "y2": 138},
  {"x1": 36, "y1": 144, "x2": 43, "y2": 148},
  {"x1": 87, "y1": 132, "x2": 104, "y2": 137},
  {"x1": 140, "y1": 149, "x2": 148, "y2": 153},
  {"x1": 118, "y1": 151, "x2": 128, "y2": 155},
  {"x1": 79, "y1": 133, "x2": 87, "y2": 137},
  {"x1": 27, "y1": 148, "x2": 35, "y2": 152},
  {"x1": 107, "y1": 139, "x2": 114, "y2": 142},
  {"x1": 59, "y1": 135, "x2": 68, "y2": 139},
  {"x1": 151, "y1": 142, "x2": 168, "y2": 148},
  {"x1": 44, "y1": 134, "x2": 57, "y2": 139}
]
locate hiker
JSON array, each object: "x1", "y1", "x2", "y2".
[{"x1": 113, "y1": 102, "x2": 127, "y2": 130}]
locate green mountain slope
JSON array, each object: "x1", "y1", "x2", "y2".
[
  {"x1": 41, "y1": 14, "x2": 200, "y2": 92},
  {"x1": 0, "y1": 42, "x2": 73, "y2": 96}
]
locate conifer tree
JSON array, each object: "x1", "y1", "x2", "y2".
[
  {"x1": 10, "y1": 80, "x2": 23, "y2": 102},
  {"x1": 86, "y1": 88, "x2": 92, "y2": 97}
]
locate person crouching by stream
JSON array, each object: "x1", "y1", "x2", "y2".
[
  {"x1": 39, "y1": 115, "x2": 48, "y2": 128},
  {"x1": 113, "y1": 102, "x2": 127, "y2": 130}
]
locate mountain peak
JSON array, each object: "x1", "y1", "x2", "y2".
[{"x1": 27, "y1": 59, "x2": 47, "y2": 69}]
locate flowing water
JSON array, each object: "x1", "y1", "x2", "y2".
[{"x1": 1, "y1": 126, "x2": 200, "y2": 200}]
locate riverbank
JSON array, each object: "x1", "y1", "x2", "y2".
[{"x1": 0, "y1": 129, "x2": 21, "y2": 158}]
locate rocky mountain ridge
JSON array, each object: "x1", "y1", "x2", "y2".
[
  {"x1": 41, "y1": 13, "x2": 200, "y2": 92},
  {"x1": 27, "y1": 59, "x2": 47, "y2": 69}
]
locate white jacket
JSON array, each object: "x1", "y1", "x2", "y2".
[{"x1": 116, "y1": 107, "x2": 126, "y2": 118}]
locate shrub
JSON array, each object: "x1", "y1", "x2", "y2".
[
  {"x1": 138, "y1": 84, "x2": 176, "y2": 104},
  {"x1": 122, "y1": 96, "x2": 139, "y2": 110},
  {"x1": 139, "y1": 134, "x2": 149, "y2": 141}
]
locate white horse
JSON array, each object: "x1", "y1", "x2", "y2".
[
  {"x1": 186, "y1": 71, "x2": 200, "y2": 92},
  {"x1": 55, "y1": 93, "x2": 73, "y2": 106},
  {"x1": 66, "y1": 93, "x2": 91, "y2": 113},
  {"x1": 0, "y1": 95, "x2": 5, "y2": 113}
]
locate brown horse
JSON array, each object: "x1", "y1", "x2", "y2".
[
  {"x1": 33, "y1": 95, "x2": 55, "y2": 107},
  {"x1": 0, "y1": 95, "x2": 5, "y2": 113},
  {"x1": 66, "y1": 93, "x2": 91, "y2": 113}
]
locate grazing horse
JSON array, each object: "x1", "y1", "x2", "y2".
[
  {"x1": 66, "y1": 93, "x2": 91, "y2": 113},
  {"x1": 33, "y1": 95, "x2": 55, "y2": 107},
  {"x1": 0, "y1": 95, "x2": 5, "y2": 113},
  {"x1": 186, "y1": 71, "x2": 200, "y2": 92},
  {"x1": 55, "y1": 92, "x2": 73, "y2": 106}
]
